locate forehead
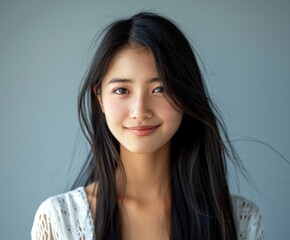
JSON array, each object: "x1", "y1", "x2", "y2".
[{"x1": 105, "y1": 47, "x2": 158, "y2": 77}]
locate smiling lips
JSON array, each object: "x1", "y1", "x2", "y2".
[{"x1": 125, "y1": 125, "x2": 160, "y2": 136}]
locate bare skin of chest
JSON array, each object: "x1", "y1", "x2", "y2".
[
  {"x1": 85, "y1": 181, "x2": 171, "y2": 240},
  {"x1": 120, "y1": 198, "x2": 170, "y2": 240}
]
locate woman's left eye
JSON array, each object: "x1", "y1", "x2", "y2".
[{"x1": 152, "y1": 86, "x2": 164, "y2": 93}]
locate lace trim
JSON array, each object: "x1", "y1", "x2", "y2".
[{"x1": 233, "y1": 196, "x2": 264, "y2": 239}]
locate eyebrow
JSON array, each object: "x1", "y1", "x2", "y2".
[{"x1": 107, "y1": 77, "x2": 161, "y2": 85}]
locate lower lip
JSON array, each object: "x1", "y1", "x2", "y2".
[{"x1": 126, "y1": 126, "x2": 159, "y2": 136}]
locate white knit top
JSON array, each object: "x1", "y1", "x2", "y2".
[{"x1": 31, "y1": 187, "x2": 264, "y2": 239}]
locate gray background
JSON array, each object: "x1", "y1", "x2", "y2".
[{"x1": 1, "y1": 1, "x2": 289, "y2": 239}]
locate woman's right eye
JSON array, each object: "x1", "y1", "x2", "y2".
[{"x1": 113, "y1": 88, "x2": 129, "y2": 95}]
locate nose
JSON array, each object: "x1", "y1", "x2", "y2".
[{"x1": 129, "y1": 93, "x2": 153, "y2": 120}]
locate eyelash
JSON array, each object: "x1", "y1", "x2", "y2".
[{"x1": 113, "y1": 86, "x2": 164, "y2": 95}]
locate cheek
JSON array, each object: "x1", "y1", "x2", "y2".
[
  {"x1": 159, "y1": 101, "x2": 183, "y2": 123},
  {"x1": 103, "y1": 99, "x2": 127, "y2": 123}
]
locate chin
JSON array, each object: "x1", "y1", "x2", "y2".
[
  {"x1": 126, "y1": 148, "x2": 158, "y2": 155},
  {"x1": 121, "y1": 142, "x2": 169, "y2": 155}
]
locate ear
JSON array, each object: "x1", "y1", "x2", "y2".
[{"x1": 93, "y1": 86, "x2": 104, "y2": 113}]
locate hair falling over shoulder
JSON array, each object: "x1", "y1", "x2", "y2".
[{"x1": 74, "y1": 11, "x2": 241, "y2": 239}]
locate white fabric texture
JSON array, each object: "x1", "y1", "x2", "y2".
[{"x1": 31, "y1": 187, "x2": 264, "y2": 240}]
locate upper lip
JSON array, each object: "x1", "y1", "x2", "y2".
[{"x1": 126, "y1": 125, "x2": 160, "y2": 130}]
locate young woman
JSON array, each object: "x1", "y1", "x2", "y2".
[{"x1": 31, "y1": 12, "x2": 264, "y2": 239}]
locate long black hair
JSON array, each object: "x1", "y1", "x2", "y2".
[{"x1": 75, "y1": 11, "x2": 239, "y2": 239}]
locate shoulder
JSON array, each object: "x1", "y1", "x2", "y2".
[
  {"x1": 34, "y1": 187, "x2": 89, "y2": 220},
  {"x1": 231, "y1": 195, "x2": 264, "y2": 239},
  {"x1": 31, "y1": 187, "x2": 94, "y2": 239}
]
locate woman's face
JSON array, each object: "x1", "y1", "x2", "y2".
[{"x1": 97, "y1": 47, "x2": 183, "y2": 155}]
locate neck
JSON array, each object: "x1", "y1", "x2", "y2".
[{"x1": 116, "y1": 143, "x2": 171, "y2": 203}]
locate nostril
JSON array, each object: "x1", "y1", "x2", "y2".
[
  {"x1": 129, "y1": 109, "x2": 153, "y2": 120},
  {"x1": 129, "y1": 99, "x2": 153, "y2": 120}
]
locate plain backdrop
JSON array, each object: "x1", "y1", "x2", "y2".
[{"x1": 0, "y1": 1, "x2": 289, "y2": 239}]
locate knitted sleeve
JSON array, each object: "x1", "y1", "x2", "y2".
[{"x1": 31, "y1": 197, "x2": 63, "y2": 240}]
